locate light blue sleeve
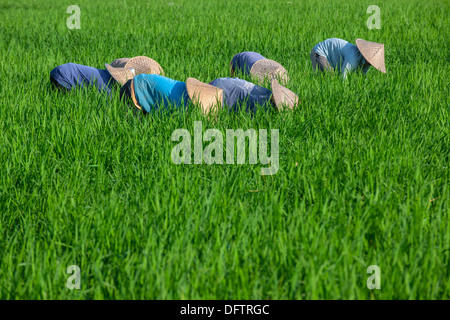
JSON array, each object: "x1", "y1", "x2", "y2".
[
  {"x1": 341, "y1": 56, "x2": 369, "y2": 79},
  {"x1": 341, "y1": 60, "x2": 357, "y2": 80}
]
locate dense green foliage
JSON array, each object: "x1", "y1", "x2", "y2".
[{"x1": 0, "y1": 0, "x2": 448, "y2": 299}]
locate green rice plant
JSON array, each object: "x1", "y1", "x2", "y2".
[{"x1": 0, "y1": 0, "x2": 448, "y2": 299}]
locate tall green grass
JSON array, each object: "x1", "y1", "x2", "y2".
[{"x1": 0, "y1": 0, "x2": 448, "y2": 299}]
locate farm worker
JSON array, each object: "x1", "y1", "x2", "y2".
[
  {"x1": 120, "y1": 74, "x2": 191, "y2": 114},
  {"x1": 310, "y1": 38, "x2": 386, "y2": 79},
  {"x1": 120, "y1": 74, "x2": 299, "y2": 115},
  {"x1": 188, "y1": 77, "x2": 298, "y2": 114},
  {"x1": 50, "y1": 63, "x2": 113, "y2": 93},
  {"x1": 49, "y1": 56, "x2": 164, "y2": 93},
  {"x1": 230, "y1": 52, "x2": 290, "y2": 84}
]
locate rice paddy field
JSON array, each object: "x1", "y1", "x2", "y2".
[{"x1": 0, "y1": 0, "x2": 448, "y2": 300}]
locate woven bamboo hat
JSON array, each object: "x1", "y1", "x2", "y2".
[
  {"x1": 186, "y1": 78, "x2": 224, "y2": 115},
  {"x1": 106, "y1": 56, "x2": 164, "y2": 85},
  {"x1": 250, "y1": 59, "x2": 290, "y2": 85},
  {"x1": 355, "y1": 39, "x2": 386, "y2": 73},
  {"x1": 271, "y1": 79, "x2": 299, "y2": 111}
]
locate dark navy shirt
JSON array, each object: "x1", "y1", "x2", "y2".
[
  {"x1": 209, "y1": 77, "x2": 273, "y2": 113},
  {"x1": 231, "y1": 52, "x2": 266, "y2": 75},
  {"x1": 50, "y1": 63, "x2": 113, "y2": 93}
]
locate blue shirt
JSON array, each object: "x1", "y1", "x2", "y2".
[
  {"x1": 313, "y1": 38, "x2": 370, "y2": 79},
  {"x1": 209, "y1": 77, "x2": 273, "y2": 113},
  {"x1": 50, "y1": 63, "x2": 113, "y2": 93},
  {"x1": 231, "y1": 52, "x2": 266, "y2": 75},
  {"x1": 133, "y1": 74, "x2": 189, "y2": 113}
]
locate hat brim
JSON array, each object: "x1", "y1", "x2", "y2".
[
  {"x1": 271, "y1": 79, "x2": 299, "y2": 111},
  {"x1": 105, "y1": 63, "x2": 135, "y2": 86},
  {"x1": 186, "y1": 78, "x2": 223, "y2": 115}
]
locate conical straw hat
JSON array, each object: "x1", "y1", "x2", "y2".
[
  {"x1": 125, "y1": 56, "x2": 164, "y2": 76},
  {"x1": 106, "y1": 66, "x2": 135, "y2": 86},
  {"x1": 250, "y1": 59, "x2": 290, "y2": 85},
  {"x1": 271, "y1": 79, "x2": 299, "y2": 111},
  {"x1": 186, "y1": 78, "x2": 224, "y2": 115},
  {"x1": 355, "y1": 39, "x2": 386, "y2": 73},
  {"x1": 105, "y1": 56, "x2": 164, "y2": 85}
]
